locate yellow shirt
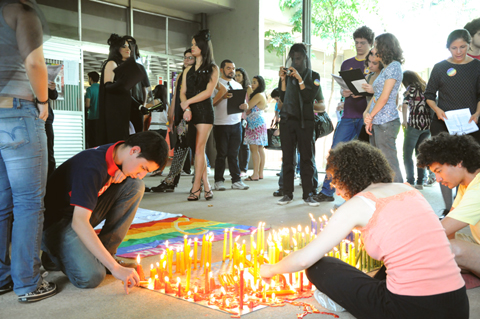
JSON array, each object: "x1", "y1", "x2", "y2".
[{"x1": 449, "y1": 172, "x2": 480, "y2": 244}]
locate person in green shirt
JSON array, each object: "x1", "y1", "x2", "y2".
[{"x1": 86, "y1": 71, "x2": 100, "y2": 147}]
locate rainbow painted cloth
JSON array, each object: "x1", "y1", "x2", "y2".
[{"x1": 115, "y1": 215, "x2": 261, "y2": 259}]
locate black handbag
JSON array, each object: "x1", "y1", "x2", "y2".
[
  {"x1": 314, "y1": 112, "x2": 334, "y2": 140},
  {"x1": 266, "y1": 123, "x2": 281, "y2": 150}
]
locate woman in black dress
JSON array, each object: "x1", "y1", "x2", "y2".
[
  {"x1": 96, "y1": 34, "x2": 134, "y2": 145},
  {"x1": 180, "y1": 30, "x2": 219, "y2": 201},
  {"x1": 424, "y1": 29, "x2": 480, "y2": 217}
]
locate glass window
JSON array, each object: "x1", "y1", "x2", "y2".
[
  {"x1": 133, "y1": 12, "x2": 166, "y2": 54},
  {"x1": 37, "y1": 0, "x2": 79, "y2": 40},
  {"x1": 81, "y1": 0, "x2": 127, "y2": 45},
  {"x1": 168, "y1": 19, "x2": 200, "y2": 57}
]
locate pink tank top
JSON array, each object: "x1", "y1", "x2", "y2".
[{"x1": 357, "y1": 188, "x2": 464, "y2": 296}]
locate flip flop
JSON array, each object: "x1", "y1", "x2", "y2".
[{"x1": 245, "y1": 176, "x2": 259, "y2": 181}]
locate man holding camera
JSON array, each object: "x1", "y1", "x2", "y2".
[{"x1": 277, "y1": 43, "x2": 321, "y2": 206}]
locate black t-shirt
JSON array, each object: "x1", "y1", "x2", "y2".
[{"x1": 44, "y1": 142, "x2": 120, "y2": 229}]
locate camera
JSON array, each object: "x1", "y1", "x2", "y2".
[
  {"x1": 283, "y1": 67, "x2": 292, "y2": 76},
  {"x1": 139, "y1": 101, "x2": 165, "y2": 115}
]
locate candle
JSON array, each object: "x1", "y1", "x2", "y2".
[
  {"x1": 184, "y1": 235, "x2": 188, "y2": 266},
  {"x1": 239, "y1": 263, "x2": 244, "y2": 310},
  {"x1": 250, "y1": 229, "x2": 256, "y2": 259},
  {"x1": 150, "y1": 264, "x2": 157, "y2": 280},
  {"x1": 200, "y1": 234, "x2": 205, "y2": 269},
  {"x1": 229, "y1": 227, "x2": 234, "y2": 260},
  {"x1": 252, "y1": 243, "x2": 257, "y2": 282},
  {"x1": 193, "y1": 237, "x2": 198, "y2": 269},
  {"x1": 299, "y1": 271, "x2": 304, "y2": 292},
  {"x1": 186, "y1": 250, "x2": 193, "y2": 292},
  {"x1": 168, "y1": 248, "x2": 173, "y2": 278},
  {"x1": 223, "y1": 228, "x2": 228, "y2": 262},
  {"x1": 261, "y1": 222, "x2": 265, "y2": 253},
  {"x1": 242, "y1": 240, "x2": 246, "y2": 264},
  {"x1": 164, "y1": 276, "x2": 172, "y2": 293},
  {"x1": 256, "y1": 222, "x2": 261, "y2": 255},
  {"x1": 208, "y1": 235, "x2": 213, "y2": 272},
  {"x1": 205, "y1": 262, "x2": 210, "y2": 293},
  {"x1": 136, "y1": 255, "x2": 145, "y2": 281},
  {"x1": 176, "y1": 277, "x2": 182, "y2": 297},
  {"x1": 193, "y1": 286, "x2": 200, "y2": 302},
  {"x1": 154, "y1": 274, "x2": 161, "y2": 290},
  {"x1": 209, "y1": 272, "x2": 215, "y2": 291}
]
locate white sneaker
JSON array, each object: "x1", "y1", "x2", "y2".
[
  {"x1": 313, "y1": 289, "x2": 345, "y2": 312},
  {"x1": 206, "y1": 167, "x2": 211, "y2": 175},
  {"x1": 180, "y1": 170, "x2": 191, "y2": 176},
  {"x1": 214, "y1": 181, "x2": 226, "y2": 191},
  {"x1": 232, "y1": 181, "x2": 249, "y2": 190}
]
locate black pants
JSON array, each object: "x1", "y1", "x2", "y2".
[
  {"x1": 87, "y1": 119, "x2": 98, "y2": 148},
  {"x1": 45, "y1": 123, "x2": 56, "y2": 178},
  {"x1": 213, "y1": 123, "x2": 242, "y2": 183},
  {"x1": 305, "y1": 257, "x2": 469, "y2": 319},
  {"x1": 238, "y1": 119, "x2": 250, "y2": 172},
  {"x1": 280, "y1": 118, "x2": 315, "y2": 199}
]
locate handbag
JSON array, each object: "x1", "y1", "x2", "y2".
[
  {"x1": 314, "y1": 112, "x2": 334, "y2": 140},
  {"x1": 266, "y1": 122, "x2": 282, "y2": 150}
]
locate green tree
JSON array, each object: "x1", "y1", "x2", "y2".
[{"x1": 265, "y1": 29, "x2": 296, "y2": 63}]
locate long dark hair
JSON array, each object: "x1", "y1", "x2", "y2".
[
  {"x1": 375, "y1": 33, "x2": 404, "y2": 65},
  {"x1": 249, "y1": 75, "x2": 265, "y2": 100},
  {"x1": 193, "y1": 29, "x2": 215, "y2": 74},
  {"x1": 402, "y1": 70, "x2": 426, "y2": 92},
  {"x1": 106, "y1": 33, "x2": 128, "y2": 64},
  {"x1": 153, "y1": 84, "x2": 168, "y2": 105},
  {"x1": 236, "y1": 67, "x2": 250, "y2": 89}
]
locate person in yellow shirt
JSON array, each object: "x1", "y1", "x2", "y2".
[{"x1": 418, "y1": 132, "x2": 480, "y2": 278}]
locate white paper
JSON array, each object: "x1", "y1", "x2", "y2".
[
  {"x1": 63, "y1": 60, "x2": 79, "y2": 85},
  {"x1": 331, "y1": 74, "x2": 349, "y2": 90},
  {"x1": 351, "y1": 79, "x2": 368, "y2": 93},
  {"x1": 94, "y1": 208, "x2": 181, "y2": 230},
  {"x1": 444, "y1": 108, "x2": 479, "y2": 135}
]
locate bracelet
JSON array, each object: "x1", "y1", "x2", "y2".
[
  {"x1": 35, "y1": 98, "x2": 49, "y2": 105},
  {"x1": 185, "y1": 108, "x2": 191, "y2": 112},
  {"x1": 298, "y1": 81, "x2": 304, "y2": 86}
]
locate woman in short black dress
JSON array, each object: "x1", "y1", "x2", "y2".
[{"x1": 180, "y1": 29, "x2": 219, "y2": 201}]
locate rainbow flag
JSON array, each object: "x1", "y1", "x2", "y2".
[{"x1": 115, "y1": 215, "x2": 261, "y2": 258}]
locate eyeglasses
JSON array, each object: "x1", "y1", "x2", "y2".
[{"x1": 184, "y1": 56, "x2": 194, "y2": 60}]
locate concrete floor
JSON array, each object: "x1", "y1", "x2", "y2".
[{"x1": 2, "y1": 169, "x2": 479, "y2": 319}]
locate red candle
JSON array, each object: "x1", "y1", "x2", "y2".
[
  {"x1": 239, "y1": 264, "x2": 244, "y2": 310},
  {"x1": 154, "y1": 275, "x2": 161, "y2": 290},
  {"x1": 136, "y1": 255, "x2": 146, "y2": 281},
  {"x1": 209, "y1": 274, "x2": 216, "y2": 291},
  {"x1": 165, "y1": 276, "x2": 172, "y2": 294},
  {"x1": 204, "y1": 263, "x2": 210, "y2": 294},
  {"x1": 299, "y1": 271, "x2": 304, "y2": 292}
]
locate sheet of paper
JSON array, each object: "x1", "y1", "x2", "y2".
[
  {"x1": 47, "y1": 65, "x2": 62, "y2": 82},
  {"x1": 444, "y1": 108, "x2": 479, "y2": 135},
  {"x1": 63, "y1": 60, "x2": 79, "y2": 85},
  {"x1": 351, "y1": 79, "x2": 368, "y2": 93},
  {"x1": 331, "y1": 74, "x2": 349, "y2": 90}
]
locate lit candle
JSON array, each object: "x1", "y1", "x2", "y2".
[
  {"x1": 154, "y1": 274, "x2": 161, "y2": 290},
  {"x1": 184, "y1": 235, "x2": 188, "y2": 266},
  {"x1": 250, "y1": 229, "x2": 257, "y2": 259},
  {"x1": 193, "y1": 237, "x2": 198, "y2": 269},
  {"x1": 164, "y1": 276, "x2": 172, "y2": 293},
  {"x1": 252, "y1": 242, "x2": 257, "y2": 282},
  {"x1": 256, "y1": 222, "x2": 261, "y2": 255},
  {"x1": 150, "y1": 264, "x2": 156, "y2": 280},
  {"x1": 176, "y1": 277, "x2": 182, "y2": 297},
  {"x1": 200, "y1": 234, "x2": 206, "y2": 269},
  {"x1": 242, "y1": 240, "x2": 246, "y2": 264},
  {"x1": 208, "y1": 235, "x2": 213, "y2": 272},
  {"x1": 299, "y1": 271, "x2": 303, "y2": 292},
  {"x1": 205, "y1": 262, "x2": 210, "y2": 293},
  {"x1": 261, "y1": 222, "x2": 266, "y2": 253},
  {"x1": 239, "y1": 263, "x2": 244, "y2": 310},
  {"x1": 223, "y1": 228, "x2": 228, "y2": 262},
  {"x1": 186, "y1": 250, "x2": 193, "y2": 292},
  {"x1": 229, "y1": 227, "x2": 234, "y2": 260},
  {"x1": 136, "y1": 254, "x2": 145, "y2": 281}
]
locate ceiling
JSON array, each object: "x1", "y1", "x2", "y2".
[{"x1": 136, "y1": 0, "x2": 235, "y2": 15}]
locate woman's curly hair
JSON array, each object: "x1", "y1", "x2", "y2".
[
  {"x1": 326, "y1": 141, "x2": 394, "y2": 199},
  {"x1": 375, "y1": 33, "x2": 404, "y2": 66},
  {"x1": 417, "y1": 132, "x2": 480, "y2": 173}
]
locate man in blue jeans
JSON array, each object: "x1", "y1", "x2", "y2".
[
  {"x1": 315, "y1": 25, "x2": 374, "y2": 202},
  {"x1": 41, "y1": 131, "x2": 168, "y2": 293}
]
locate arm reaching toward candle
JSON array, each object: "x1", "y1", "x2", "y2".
[
  {"x1": 260, "y1": 197, "x2": 374, "y2": 279},
  {"x1": 71, "y1": 206, "x2": 140, "y2": 294}
]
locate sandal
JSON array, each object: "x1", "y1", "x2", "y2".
[
  {"x1": 245, "y1": 176, "x2": 259, "y2": 181},
  {"x1": 188, "y1": 188, "x2": 201, "y2": 201},
  {"x1": 205, "y1": 189, "x2": 213, "y2": 200}
]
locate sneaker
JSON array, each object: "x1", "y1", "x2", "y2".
[
  {"x1": 239, "y1": 171, "x2": 248, "y2": 178},
  {"x1": 151, "y1": 182, "x2": 175, "y2": 193},
  {"x1": 304, "y1": 196, "x2": 320, "y2": 207},
  {"x1": 214, "y1": 181, "x2": 226, "y2": 191},
  {"x1": 424, "y1": 175, "x2": 436, "y2": 187},
  {"x1": 232, "y1": 181, "x2": 249, "y2": 190},
  {"x1": 277, "y1": 195, "x2": 293, "y2": 205},
  {"x1": 414, "y1": 184, "x2": 423, "y2": 190},
  {"x1": 313, "y1": 289, "x2": 345, "y2": 312},
  {"x1": 439, "y1": 209, "x2": 450, "y2": 220},
  {"x1": 313, "y1": 193, "x2": 334, "y2": 202},
  {"x1": 0, "y1": 281, "x2": 13, "y2": 295},
  {"x1": 18, "y1": 279, "x2": 57, "y2": 303},
  {"x1": 180, "y1": 170, "x2": 191, "y2": 176},
  {"x1": 273, "y1": 189, "x2": 283, "y2": 197},
  {"x1": 206, "y1": 167, "x2": 211, "y2": 175}
]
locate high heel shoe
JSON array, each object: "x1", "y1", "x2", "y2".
[
  {"x1": 188, "y1": 188, "x2": 201, "y2": 201},
  {"x1": 204, "y1": 189, "x2": 213, "y2": 200}
]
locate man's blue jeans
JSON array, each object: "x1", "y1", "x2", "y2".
[
  {"x1": 370, "y1": 118, "x2": 403, "y2": 183},
  {"x1": 213, "y1": 122, "x2": 242, "y2": 183},
  {"x1": 321, "y1": 118, "x2": 364, "y2": 197},
  {"x1": 42, "y1": 178, "x2": 144, "y2": 289},
  {"x1": 0, "y1": 98, "x2": 47, "y2": 295},
  {"x1": 403, "y1": 126, "x2": 430, "y2": 185}
]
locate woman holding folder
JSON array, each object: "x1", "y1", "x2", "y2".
[{"x1": 362, "y1": 33, "x2": 404, "y2": 183}]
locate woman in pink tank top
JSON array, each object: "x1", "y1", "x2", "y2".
[{"x1": 260, "y1": 141, "x2": 468, "y2": 319}]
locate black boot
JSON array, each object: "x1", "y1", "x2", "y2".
[{"x1": 151, "y1": 182, "x2": 175, "y2": 193}]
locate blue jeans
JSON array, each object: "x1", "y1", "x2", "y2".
[
  {"x1": 370, "y1": 118, "x2": 403, "y2": 183},
  {"x1": 42, "y1": 178, "x2": 144, "y2": 288},
  {"x1": 213, "y1": 123, "x2": 242, "y2": 183},
  {"x1": 321, "y1": 118, "x2": 364, "y2": 197},
  {"x1": 0, "y1": 98, "x2": 47, "y2": 295},
  {"x1": 403, "y1": 126, "x2": 430, "y2": 185}
]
